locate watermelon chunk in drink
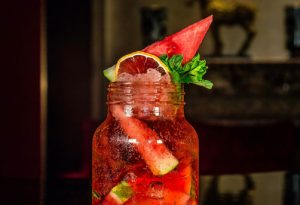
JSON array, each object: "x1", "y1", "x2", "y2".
[
  {"x1": 162, "y1": 165, "x2": 193, "y2": 194},
  {"x1": 111, "y1": 105, "x2": 179, "y2": 176},
  {"x1": 124, "y1": 165, "x2": 193, "y2": 204},
  {"x1": 102, "y1": 181, "x2": 134, "y2": 205},
  {"x1": 126, "y1": 189, "x2": 190, "y2": 205}
]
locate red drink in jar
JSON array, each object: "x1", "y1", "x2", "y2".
[{"x1": 92, "y1": 82, "x2": 199, "y2": 205}]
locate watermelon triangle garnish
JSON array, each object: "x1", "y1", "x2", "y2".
[{"x1": 143, "y1": 15, "x2": 213, "y2": 64}]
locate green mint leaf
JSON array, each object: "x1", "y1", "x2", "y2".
[
  {"x1": 159, "y1": 54, "x2": 213, "y2": 89},
  {"x1": 160, "y1": 54, "x2": 168, "y2": 62},
  {"x1": 192, "y1": 79, "x2": 213, "y2": 89},
  {"x1": 160, "y1": 55, "x2": 182, "y2": 83},
  {"x1": 169, "y1": 55, "x2": 183, "y2": 71}
]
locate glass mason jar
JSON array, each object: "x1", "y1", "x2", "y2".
[{"x1": 92, "y1": 82, "x2": 199, "y2": 205}]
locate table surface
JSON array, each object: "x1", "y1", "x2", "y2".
[
  {"x1": 0, "y1": 178, "x2": 90, "y2": 205},
  {"x1": 1, "y1": 174, "x2": 299, "y2": 205}
]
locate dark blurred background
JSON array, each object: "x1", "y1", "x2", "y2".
[{"x1": 1, "y1": 0, "x2": 300, "y2": 204}]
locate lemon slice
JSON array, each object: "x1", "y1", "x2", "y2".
[{"x1": 103, "y1": 51, "x2": 170, "y2": 82}]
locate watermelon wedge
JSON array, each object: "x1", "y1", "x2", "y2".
[
  {"x1": 190, "y1": 199, "x2": 198, "y2": 205},
  {"x1": 106, "y1": 165, "x2": 193, "y2": 204},
  {"x1": 125, "y1": 175, "x2": 191, "y2": 205},
  {"x1": 129, "y1": 165, "x2": 192, "y2": 193},
  {"x1": 111, "y1": 105, "x2": 179, "y2": 176},
  {"x1": 163, "y1": 165, "x2": 192, "y2": 194},
  {"x1": 126, "y1": 189, "x2": 190, "y2": 205},
  {"x1": 143, "y1": 15, "x2": 213, "y2": 64},
  {"x1": 163, "y1": 189, "x2": 190, "y2": 205},
  {"x1": 102, "y1": 181, "x2": 134, "y2": 205}
]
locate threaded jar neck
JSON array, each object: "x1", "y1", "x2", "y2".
[{"x1": 107, "y1": 82, "x2": 185, "y2": 119}]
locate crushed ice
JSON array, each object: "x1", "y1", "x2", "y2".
[
  {"x1": 146, "y1": 181, "x2": 164, "y2": 199},
  {"x1": 123, "y1": 172, "x2": 137, "y2": 183},
  {"x1": 117, "y1": 68, "x2": 170, "y2": 82}
]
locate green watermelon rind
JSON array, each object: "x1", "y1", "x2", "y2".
[
  {"x1": 150, "y1": 150, "x2": 179, "y2": 176},
  {"x1": 107, "y1": 181, "x2": 134, "y2": 204},
  {"x1": 103, "y1": 65, "x2": 116, "y2": 82}
]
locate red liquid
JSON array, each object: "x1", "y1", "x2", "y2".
[{"x1": 92, "y1": 113, "x2": 199, "y2": 205}]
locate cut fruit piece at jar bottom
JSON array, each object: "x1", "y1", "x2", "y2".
[
  {"x1": 102, "y1": 194, "x2": 122, "y2": 205},
  {"x1": 125, "y1": 189, "x2": 190, "y2": 205},
  {"x1": 111, "y1": 105, "x2": 179, "y2": 176},
  {"x1": 163, "y1": 165, "x2": 192, "y2": 194},
  {"x1": 129, "y1": 165, "x2": 193, "y2": 198},
  {"x1": 190, "y1": 199, "x2": 198, "y2": 205},
  {"x1": 102, "y1": 181, "x2": 134, "y2": 205}
]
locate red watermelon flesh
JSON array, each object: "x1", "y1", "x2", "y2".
[
  {"x1": 125, "y1": 190, "x2": 189, "y2": 205},
  {"x1": 102, "y1": 194, "x2": 122, "y2": 205},
  {"x1": 143, "y1": 15, "x2": 213, "y2": 64},
  {"x1": 111, "y1": 105, "x2": 179, "y2": 176},
  {"x1": 129, "y1": 165, "x2": 192, "y2": 194}
]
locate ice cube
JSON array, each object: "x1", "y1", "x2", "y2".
[
  {"x1": 117, "y1": 72, "x2": 134, "y2": 82},
  {"x1": 146, "y1": 68, "x2": 162, "y2": 82},
  {"x1": 117, "y1": 69, "x2": 164, "y2": 82},
  {"x1": 123, "y1": 172, "x2": 137, "y2": 184},
  {"x1": 159, "y1": 74, "x2": 171, "y2": 83},
  {"x1": 146, "y1": 181, "x2": 164, "y2": 199}
]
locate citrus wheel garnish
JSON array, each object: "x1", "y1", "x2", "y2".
[{"x1": 103, "y1": 51, "x2": 170, "y2": 82}]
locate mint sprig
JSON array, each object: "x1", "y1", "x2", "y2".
[{"x1": 160, "y1": 54, "x2": 213, "y2": 89}]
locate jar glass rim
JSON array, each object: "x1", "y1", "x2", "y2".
[
  {"x1": 108, "y1": 81, "x2": 184, "y2": 91},
  {"x1": 107, "y1": 81, "x2": 185, "y2": 105}
]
